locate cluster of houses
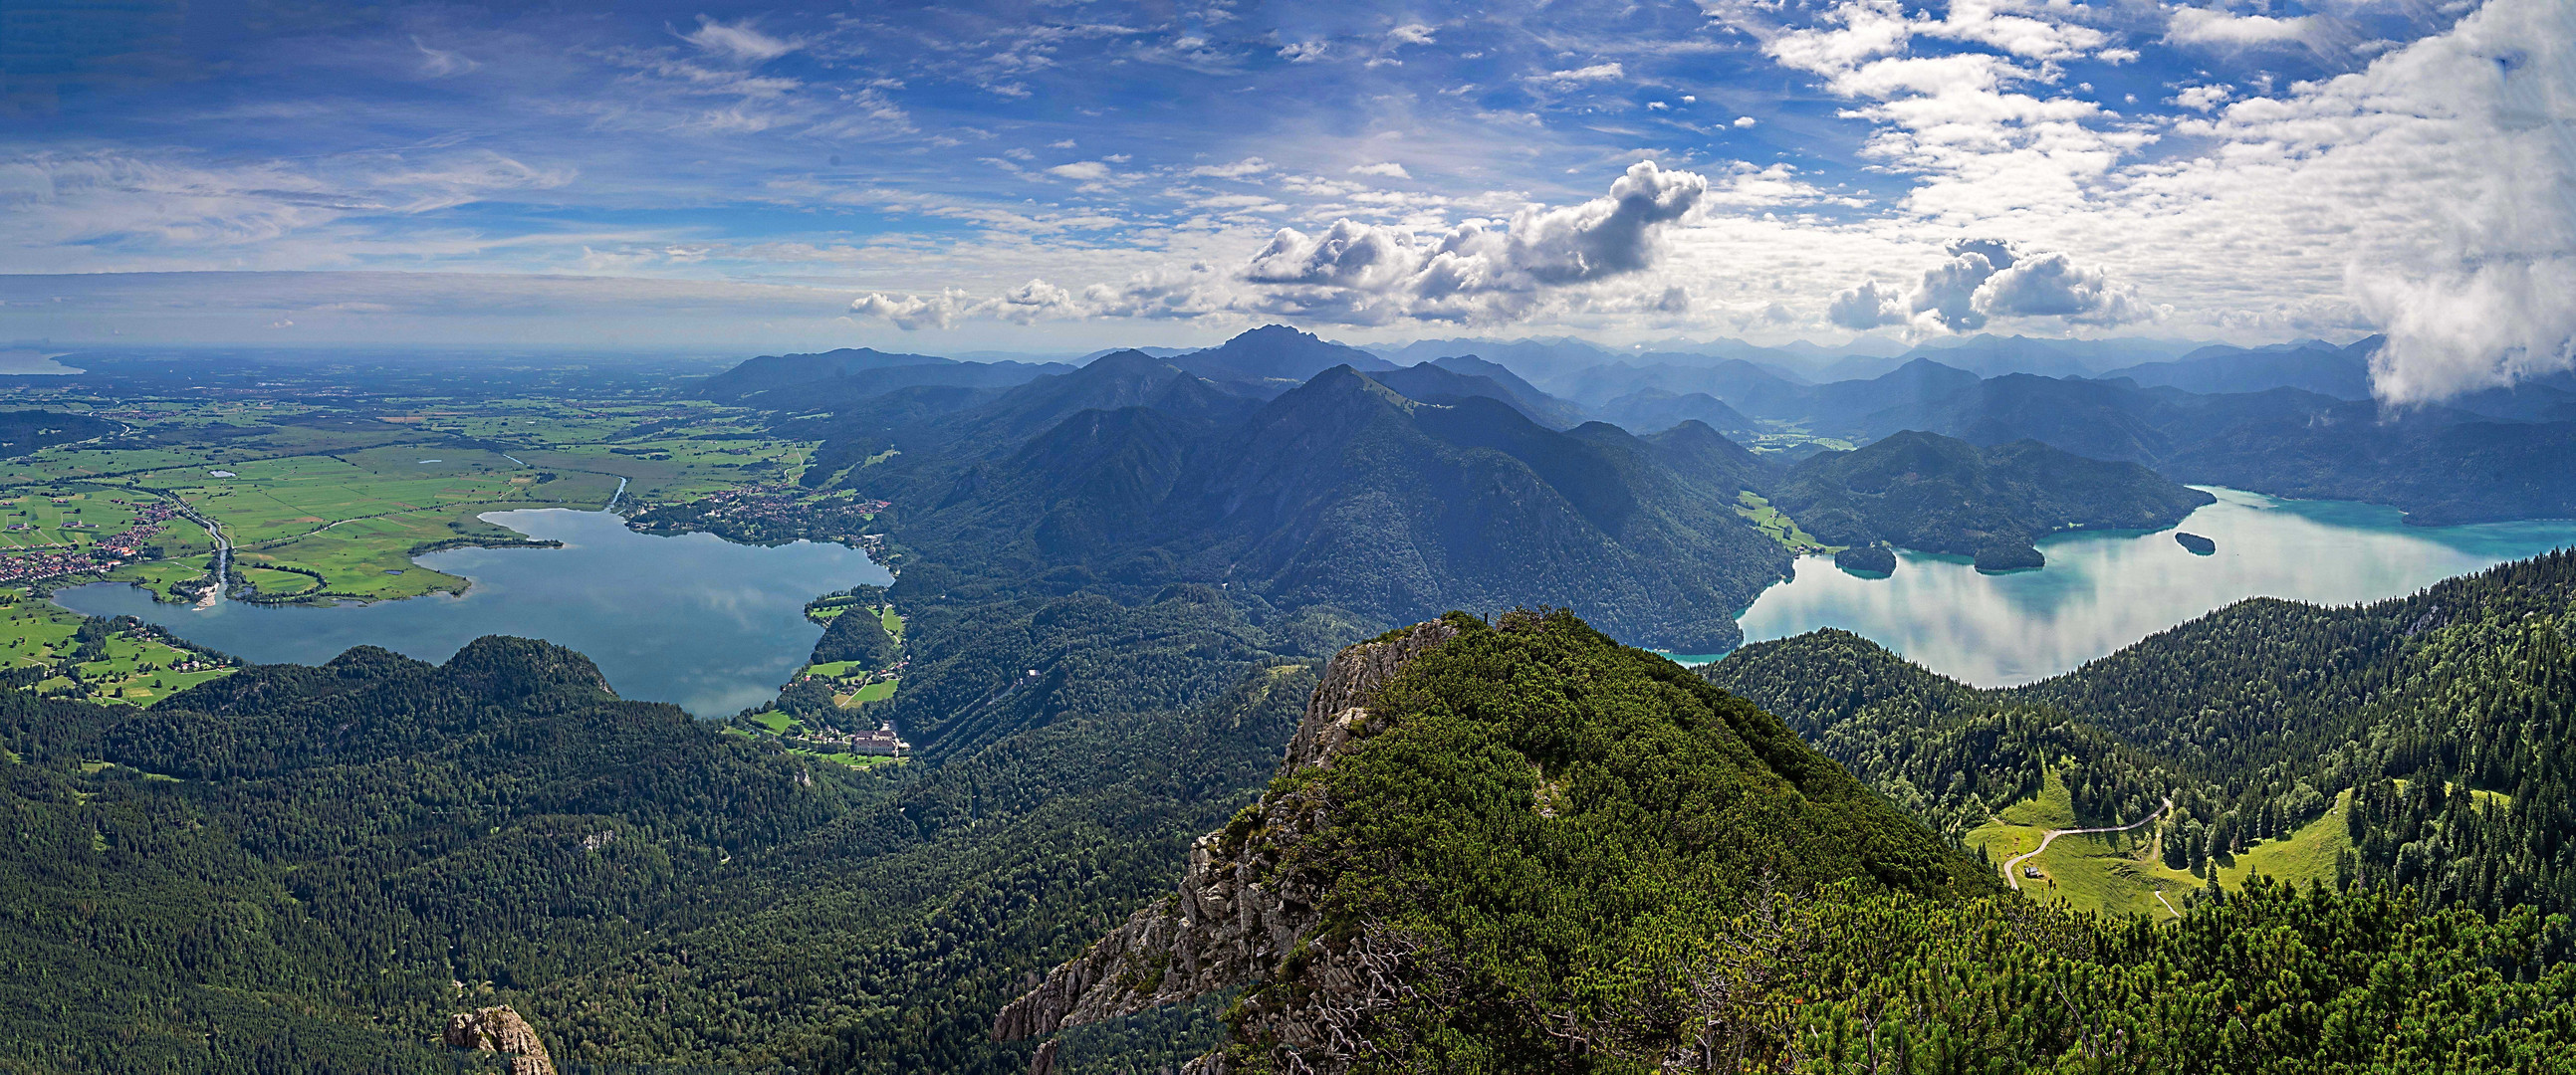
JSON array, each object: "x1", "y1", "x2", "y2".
[
  {"x1": 0, "y1": 499, "x2": 184, "y2": 586},
  {"x1": 791, "y1": 723, "x2": 910, "y2": 756}
]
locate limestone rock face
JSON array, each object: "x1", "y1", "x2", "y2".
[
  {"x1": 444, "y1": 1005, "x2": 556, "y2": 1075},
  {"x1": 991, "y1": 620, "x2": 1463, "y2": 1073}
]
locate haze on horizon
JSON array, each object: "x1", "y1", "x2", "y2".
[{"x1": 4, "y1": 0, "x2": 2570, "y2": 402}]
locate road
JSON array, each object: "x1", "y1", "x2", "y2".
[{"x1": 2001, "y1": 796, "x2": 2173, "y2": 891}]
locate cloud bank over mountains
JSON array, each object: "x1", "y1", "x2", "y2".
[{"x1": 5, "y1": 0, "x2": 2570, "y2": 400}]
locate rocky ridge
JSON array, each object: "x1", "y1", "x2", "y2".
[{"x1": 992, "y1": 618, "x2": 1464, "y2": 1074}]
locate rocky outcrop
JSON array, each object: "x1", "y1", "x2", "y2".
[
  {"x1": 992, "y1": 619, "x2": 1464, "y2": 1072},
  {"x1": 444, "y1": 1005, "x2": 555, "y2": 1075}
]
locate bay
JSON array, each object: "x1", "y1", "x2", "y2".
[
  {"x1": 1673, "y1": 487, "x2": 2576, "y2": 687},
  {"x1": 55, "y1": 508, "x2": 890, "y2": 717}
]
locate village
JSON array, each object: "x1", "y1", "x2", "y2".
[
  {"x1": 0, "y1": 496, "x2": 187, "y2": 587},
  {"x1": 624, "y1": 483, "x2": 891, "y2": 548}
]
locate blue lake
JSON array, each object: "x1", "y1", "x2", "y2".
[
  {"x1": 56, "y1": 509, "x2": 891, "y2": 717},
  {"x1": 1679, "y1": 488, "x2": 2576, "y2": 687}
]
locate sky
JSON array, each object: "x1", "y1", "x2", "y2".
[{"x1": 2, "y1": 0, "x2": 2570, "y2": 399}]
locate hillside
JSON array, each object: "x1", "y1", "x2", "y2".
[
  {"x1": 1710, "y1": 547, "x2": 2576, "y2": 923},
  {"x1": 1766, "y1": 429, "x2": 2215, "y2": 558},
  {"x1": 845, "y1": 363, "x2": 1792, "y2": 654},
  {"x1": 1005, "y1": 610, "x2": 2576, "y2": 1073},
  {"x1": 999, "y1": 611, "x2": 1989, "y2": 1071}
]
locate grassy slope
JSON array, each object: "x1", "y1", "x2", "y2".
[{"x1": 1969, "y1": 775, "x2": 2357, "y2": 919}]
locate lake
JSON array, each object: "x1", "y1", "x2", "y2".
[
  {"x1": 56, "y1": 509, "x2": 891, "y2": 717},
  {"x1": 1677, "y1": 487, "x2": 2576, "y2": 687}
]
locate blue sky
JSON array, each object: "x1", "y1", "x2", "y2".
[{"x1": 3, "y1": 0, "x2": 2569, "y2": 399}]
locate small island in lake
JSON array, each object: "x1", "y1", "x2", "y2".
[
  {"x1": 1974, "y1": 538, "x2": 2046, "y2": 573},
  {"x1": 2175, "y1": 532, "x2": 2217, "y2": 555},
  {"x1": 1834, "y1": 543, "x2": 1897, "y2": 576}
]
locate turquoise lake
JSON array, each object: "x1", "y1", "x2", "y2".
[
  {"x1": 55, "y1": 509, "x2": 891, "y2": 717},
  {"x1": 1676, "y1": 488, "x2": 2576, "y2": 687}
]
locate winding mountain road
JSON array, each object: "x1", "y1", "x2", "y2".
[{"x1": 2002, "y1": 796, "x2": 2173, "y2": 891}]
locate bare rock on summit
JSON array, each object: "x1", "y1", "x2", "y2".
[
  {"x1": 444, "y1": 1005, "x2": 556, "y2": 1075},
  {"x1": 991, "y1": 619, "x2": 1463, "y2": 1072}
]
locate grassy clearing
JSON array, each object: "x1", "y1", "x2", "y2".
[
  {"x1": 1733, "y1": 491, "x2": 1835, "y2": 553},
  {"x1": 1969, "y1": 774, "x2": 2356, "y2": 919},
  {"x1": 790, "y1": 749, "x2": 904, "y2": 770},
  {"x1": 847, "y1": 679, "x2": 898, "y2": 704}
]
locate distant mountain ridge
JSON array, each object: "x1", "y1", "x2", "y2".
[
  {"x1": 856, "y1": 357, "x2": 1790, "y2": 652},
  {"x1": 692, "y1": 346, "x2": 1070, "y2": 405}
]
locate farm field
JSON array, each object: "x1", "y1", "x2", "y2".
[
  {"x1": 1734, "y1": 491, "x2": 1833, "y2": 553},
  {"x1": 0, "y1": 590, "x2": 236, "y2": 705}
]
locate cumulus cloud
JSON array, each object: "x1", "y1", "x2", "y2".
[
  {"x1": 1279, "y1": 40, "x2": 1326, "y2": 63},
  {"x1": 848, "y1": 161, "x2": 1713, "y2": 327},
  {"x1": 1047, "y1": 160, "x2": 1112, "y2": 181},
  {"x1": 1200, "y1": 159, "x2": 1710, "y2": 322},
  {"x1": 1829, "y1": 238, "x2": 2154, "y2": 331},
  {"x1": 1387, "y1": 24, "x2": 1438, "y2": 46},
  {"x1": 2171, "y1": 84, "x2": 2230, "y2": 111},
  {"x1": 849, "y1": 278, "x2": 1084, "y2": 330},
  {"x1": 1827, "y1": 279, "x2": 1909, "y2": 329},
  {"x1": 2337, "y1": 0, "x2": 2576, "y2": 402},
  {"x1": 1347, "y1": 161, "x2": 1409, "y2": 178}
]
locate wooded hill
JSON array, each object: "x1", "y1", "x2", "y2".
[
  {"x1": 786, "y1": 334, "x2": 2211, "y2": 654},
  {"x1": 1710, "y1": 547, "x2": 2576, "y2": 922}
]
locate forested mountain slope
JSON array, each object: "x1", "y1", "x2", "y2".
[
  {"x1": 1002, "y1": 610, "x2": 1989, "y2": 1073},
  {"x1": 1712, "y1": 548, "x2": 2576, "y2": 921},
  {"x1": 848, "y1": 362, "x2": 1793, "y2": 654},
  {"x1": 1008, "y1": 610, "x2": 2576, "y2": 1074},
  {"x1": 0, "y1": 593, "x2": 1328, "y2": 1073}
]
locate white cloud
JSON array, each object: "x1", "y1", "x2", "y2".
[
  {"x1": 1733, "y1": 115, "x2": 1757, "y2": 127},
  {"x1": 2171, "y1": 84, "x2": 2231, "y2": 111},
  {"x1": 1279, "y1": 40, "x2": 1327, "y2": 63},
  {"x1": 2327, "y1": 0, "x2": 2576, "y2": 401},
  {"x1": 1531, "y1": 62, "x2": 1625, "y2": 85},
  {"x1": 2165, "y1": 6, "x2": 2323, "y2": 48},
  {"x1": 1047, "y1": 160, "x2": 1112, "y2": 181},
  {"x1": 1189, "y1": 156, "x2": 1271, "y2": 178},
  {"x1": 1388, "y1": 24, "x2": 1438, "y2": 46},
  {"x1": 681, "y1": 16, "x2": 802, "y2": 63},
  {"x1": 1348, "y1": 162, "x2": 1410, "y2": 178},
  {"x1": 1830, "y1": 238, "x2": 2154, "y2": 331}
]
